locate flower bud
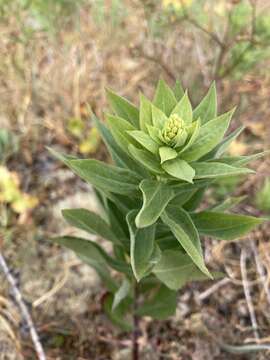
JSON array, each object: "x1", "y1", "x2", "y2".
[{"x1": 161, "y1": 114, "x2": 188, "y2": 147}]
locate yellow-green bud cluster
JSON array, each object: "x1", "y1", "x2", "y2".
[{"x1": 162, "y1": 114, "x2": 185, "y2": 145}]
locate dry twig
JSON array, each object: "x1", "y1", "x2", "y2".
[{"x1": 0, "y1": 252, "x2": 46, "y2": 360}]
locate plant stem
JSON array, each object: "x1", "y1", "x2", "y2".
[{"x1": 132, "y1": 281, "x2": 139, "y2": 360}]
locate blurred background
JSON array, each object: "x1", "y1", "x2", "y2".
[{"x1": 0, "y1": 0, "x2": 270, "y2": 358}]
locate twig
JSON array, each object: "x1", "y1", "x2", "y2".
[
  {"x1": 0, "y1": 252, "x2": 46, "y2": 360},
  {"x1": 240, "y1": 248, "x2": 259, "y2": 340},
  {"x1": 198, "y1": 277, "x2": 231, "y2": 302}
]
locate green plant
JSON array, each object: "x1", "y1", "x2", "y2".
[
  {"x1": 255, "y1": 178, "x2": 270, "y2": 213},
  {"x1": 50, "y1": 79, "x2": 266, "y2": 358}
]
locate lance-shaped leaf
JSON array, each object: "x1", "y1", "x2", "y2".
[
  {"x1": 94, "y1": 115, "x2": 148, "y2": 177},
  {"x1": 153, "y1": 249, "x2": 212, "y2": 290},
  {"x1": 127, "y1": 211, "x2": 159, "y2": 281},
  {"x1": 62, "y1": 208, "x2": 119, "y2": 244},
  {"x1": 193, "y1": 161, "x2": 254, "y2": 179},
  {"x1": 214, "y1": 125, "x2": 245, "y2": 158},
  {"x1": 112, "y1": 279, "x2": 131, "y2": 311},
  {"x1": 136, "y1": 285, "x2": 177, "y2": 319},
  {"x1": 66, "y1": 159, "x2": 141, "y2": 195},
  {"x1": 214, "y1": 151, "x2": 270, "y2": 167},
  {"x1": 191, "y1": 211, "x2": 265, "y2": 240},
  {"x1": 153, "y1": 79, "x2": 177, "y2": 116},
  {"x1": 161, "y1": 206, "x2": 211, "y2": 278},
  {"x1": 127, "y1": 130, "x2": 159, "y2": 154},
  {"x1": 52, "y1": 236, "x2": 119, "y2": 291},
  {"x1": 135, "y1": 179, "x2": 174, "y2": 228},
  {"x1": 162, "y1": 157, "x2": 195, "y2": 183},
  {"x1": 104, "y1": 294, "x2": 132, "y2": 331},
  {"x1": 128, "y1": 144, "x2": 164, "y2": 174},
  {"x1": 210, "y1": 196, "x2": 246, "y2": 212},
  {"x1": 178, "y1": 119, "x2": 201, "y2": 153},
  {"x1": 152, "y1": 104, "x2": 168, "y2": 129},
  {"x1": 147, "y1": 125, "x2": 163, "y2": 145},
  {"x1": 159, "y1": 146, "x2": 178, "y2": 164},
  {"x1": 106, "y1": 88, "x2": 139, "y2": 127},
  {"x1": 173, "y1": 79, "x2": 185, "y2": 101},
  {"x1": 171, "y1": 91, "x2": 192, "y2": 124},
  {"x1": 106, "y1": 113, "x2": 137, "y2": 153},
  {"x1": 139, "y1": 93, "x2": 152, "y2": 132},
  {"x1": 193, "y1": 82, "x2": 217, "y2": 124},
  {"x1": 181, "y1": 108, "x2": 235, "y2": 162}
]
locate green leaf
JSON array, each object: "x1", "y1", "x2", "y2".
[
  {"x1": 218, "y1": 151, "x2": 270, "y2": 167},
  {"x1": 193, "y1": 161, "x2": 254, "y2": 179},
  {"x1": 104, "y1": 294, "x2": 132, "y2": 331},
  {"x1": 106, "y1": 88, "x2": 139, "y2": 127},
  {"x1": 210, "y1": 196, "x2": 246, "y2": 212},
  {"x1": 128, "y1": 144, "x2": 164, "y2": 174},
  {"x1": 62, "y1": 208, "x2": 119, "y2": 244},
  {"x1": 94, "y1": 115, "x2": 148, "y2": 177},
  {"x1": 173, "y1": 79, "x2": 185, "y2": 101},
  {"x1": 136, "y1": 285, "x2": 177, "y2": 319},
  {"x1": 178, "y1": 119, "x2": 201, "y2": 153},
  {"x1": 106, "y1": 113, "x2": 137, "y2": 153},
  {"x1": 128, "y1": 130, "x2": 159, "y2": 154},
  {"x1": 52, "y1": 236, "x2": 118, "y2": 292},
  {"x1": 67, "y1": 159, "x2": 141, "y2": 195},
  {"x1": 153, "y1": 79, "x2": 177, "y2": 116},
  {"x1": 162, "y1": 157, "x2": 195, "y2": 183},
  {"x1": 161, "y1": 206, "x2": 211, "y2": 278},
  {"x1": 159, "y1": 146, "x2": 178, "y2": 164},
  {"x1": 127, "y1": 211, "x2": 159, "y2": 281},
  {"x1": 214, "y1": 125, "x2": 245, "y2": 158},
  {"x1": 151, "y1": 103, "x2": 168, "y2": 129},
  {"x1": 181, "y1": 108, "x2": 235, "y2": 162},
  {"x1": 153, "y1": 250, "x2": 211, "y2": 290},
  {"x1": 193, "y1": 82, "x2": 217, "y2": 124},
  {"x1": 136, "y1": 179, "x2": 174, "y2": 228},
  {"x1": 139, "y1": 93, "x2": 152, "y2": 132},
  {"x1": 171, "y1": 91, "x2": 193, "y2": 124},
  {"x1": 112, "y1": 279, "x2": 131, "y2": 311},
  {"x1": 191, "y1": 211, "x2": 264, "y2": 240},
  {"x1": 147, "y1": 125, "x2": 163, "y2": 145}
]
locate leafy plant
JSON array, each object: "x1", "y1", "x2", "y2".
[
  {"x1": 50, "y1": 79, "x2": 266, "y2": 358},
  {"x1": 255, "y1": 178, "x2": 270, "y2": 213}
]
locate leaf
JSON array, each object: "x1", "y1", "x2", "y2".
[
  {"x1": 106, "y1": 88, "x2": 139, "y2": 127},
  {"x1": 181, "y1": 108, "x2": 235, "y2": 162},
  {"x1": 173, "y1": 79, "x2": 185, "y2": 101},
  {"x1": 112, "y1": 279, "x2": 131, "y2": 311},
  {"x1": 178, "y1": 119, "x2": 201, "y2": 153},
  {"x1": 193, "y1": 82, "x2": 217, "y2": 124},
  {"x1": 66, "y1": 159, "x2": 141, "y2": 195},
  {"x1": 161, "y1": 206, "x2": 211, "y2": 278},
  {"x1": 153, "y1": 79, "x2": 177, "y2": 116},
  {"x1": 162, "y1": 157, "x2": 195, "y2": 183},
  {"x1": 193, "y1": 161, "x2": 254, "y2": 179},
  {"x1": 52, "y1": 236, "x2": 118, "y2": 292},
  {"x1": 128, "y1": 130, "x2": 159, "y2": 154},
  {"x1": 210, "y1": 196, "x2": 246, "y2": 212},
  {"x1": 135, "y1": 179, "x2": 174, "y2": 228},
  {"x1": 94, "y1": 115, "x2": 148, "y2": 177},
  {"x1": 62, "y1": 208, "x2": 119, "y2": 244},
  {"x1": 128, "y1": 144, "x2": 164, "y2": 174},
  {"x1": 151, "y1": 104, "x2": 168, "y2": 129},
  {"x1": 127, "y1": 211, "x2": 158, "y2": 281},
  {"x1": 136, "y1": 285, "x2": 177, "y2": 319},
  {"x1": 139, "y1": 93, "x2": 152, "y2": 132},
  {"x1": 191, "y1": 211, "x2": 264, "y2": 240},
  {"x1": 147, "y1": 125, "x2": 163, "y2": 145},
  {"x1": 153, "y1": 250, "x2": 211, "y2": 290},
  {"x1": 219, "y1": 150, "x2": 270, "y2": 167},
  {"x1": 171, "y1": 91, "x2": 193, "y2": 124},
  {"x1": 214, "y1": 125, "x2": 245, "y2": 158},
  {"x1": 159, "y1": 146, "x2": 178, "y2": 164},
  {"x1": 104, "y1": 294, "x2": 132, "y2": 331},
  {"x1": 106, "y1": 113, "x2": 137, "y2": 153}
]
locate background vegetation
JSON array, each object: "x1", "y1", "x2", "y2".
[{"x1": 0, "y1": 0, "x2": 269, "y2": 358}]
